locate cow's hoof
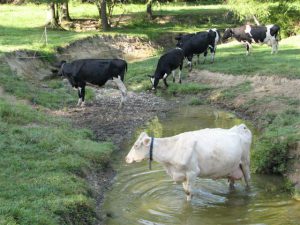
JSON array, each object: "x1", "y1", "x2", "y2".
[{"x1": 80, "y1": 102, "x2": 85, "y2": 107}]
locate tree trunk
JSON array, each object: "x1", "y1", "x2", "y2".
[
  {"x1": 60, "y1": 1, "x2": 71, "y2": 22},
  {"x1": 95, "y1": 0, "x2": 110, "y2": 31},
  {"x1": 100, "y1": 0, "x2": 110, "y2": 31},
  {"x1": 46, "y1": 2, "x2": 60, "y2": 28},
  {"x1": 146, "y1": 0, "x2": 153, "y2": 20}
]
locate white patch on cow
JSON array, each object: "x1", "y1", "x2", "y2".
[
  {"x1": 264, "y1": 25, "x2": 278, "y2": 54},
  {"x1": 172, "y1": 70, "x2": 175, "y2": 82},
  {"x1": 150, "y1": 77, "x2": 155, "y2": 85},
  {"x1": 187, "y1": 61, "x2": 192, "y2": 66},
  {"x1": 245, "y1": 25, "x2": 252, "y2": 37},
  {"x1": 163, "y1": 73, "x2": 168, "y2": 79},
  {"x1": 118, "y1": 75, "x2": 121, "y2": 80}
]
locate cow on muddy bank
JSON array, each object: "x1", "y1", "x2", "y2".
[
  {"x1": 148, "y1": 48, "x2": 184, "y2": 90},
  {"x1": 222, "y1": 24, "x2": 280, "y2": 55},
  {"x1": 125, "y1": 124, "x2": 252, "y2": 201},
  {"x1": 55, "y1": 58, "x2": 128, "y2": 108}
]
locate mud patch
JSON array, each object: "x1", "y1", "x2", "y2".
[{"x1": 56, "y1": 88, "x2": 172, "y2": 146}]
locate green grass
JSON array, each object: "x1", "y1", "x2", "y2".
[
  {"x1": 0, "y1": 3, "x2": 235, "y2": 55},
  {"x1": 220, "y1": 81, "x2": 252, "y2": 100},
  {"x1": 252, "y1": 110, "x2": 300, "y2": 174},
  {"x1": 0, "y1": 97, "x2": 113, "y2": 224},
  {"x1": 0, "y1": 62, "x2": 95, "y2": 109},
  {"x1": 200, "y1": 36, "x2": 300, "y2": 78}
]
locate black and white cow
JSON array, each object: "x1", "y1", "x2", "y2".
[
  {"x1": 56, "y1": 58, "x2": 127, "y2": 107},
  {"x1": 149, "y1": 48, "x2": 184, "y2": 90},
  {"x1": 222, "y1": 24, "x2": 280, "y2": 55},
  {"x1": 175, "y1": 29, "x2": 220, "y2": 71}
]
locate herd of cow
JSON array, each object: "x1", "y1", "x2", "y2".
[{"x1": 54, "y1": 24, "x2": 280, "y2": 201}]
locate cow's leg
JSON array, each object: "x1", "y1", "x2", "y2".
[
  {"x1": 240, "y1": 163, "x2": 250, "y2": 189},
  {"x1": 229, "y1": 178, "x2": 235, "y2": 190},
  {"x1": 178, "y1": 64, "x2": 182, "y2": 84},
  {"x1": 77, "y1": 87, "x2": 83, "y2": 107},
  {"x1": 197, "y1": 54, "x2": 200, "y2": 64},
  {"x1": 172, "y1": 70, "x2": 175, "y2": 83},
  {"x1": 163, "y1": 78, "x2": 169, "y2": 88},
  {"x1": 112, "y1": 77, "x2": 127, "y2": 108},
  {"x1": 245, "y1": 42, "x2": 252, "y2": 56},
  {"x1": 271, "y1": 39, "x2": 278, "y2": 54},
  {"x1": 80, "y1": 86, "x2": 86, "y2": 107},
  {"x1": 187, "y1": 56, "x2": 193, "y2": 72},
  {"x1": 203, "y1": 51, "x2": 208, "y2": 64},
  {"x1": 183, "y1": 171, "x2": 197, "y2": 201},
  {"x1": 209, "y1": 45, "x2": 216, "y2": 63}
]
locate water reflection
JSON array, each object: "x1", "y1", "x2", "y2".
[{"x1": 103, "y1": 105, "x2": 300, "y2": 225}]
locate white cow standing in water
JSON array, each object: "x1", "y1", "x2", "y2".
[{"x1": 125, "y1": 124, "x2": 252, "y2": 201}]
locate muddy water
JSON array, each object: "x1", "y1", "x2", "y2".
[{"x1": 103, "y1": 105, "x2": 300, "y2": 225}]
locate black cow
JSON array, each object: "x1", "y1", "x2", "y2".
[
  {"x1": 222, "y1": 24, "x2": 280, "y2": 55},
  {"x1": 149, "y1": 48, "x2": 184, "y2": 90},
  {"x1": 56, "y1": 58, "x2": 127, "y2": 107},
  {"x1": 175, "y1": 29, "x2": 220, "y2": 71}
]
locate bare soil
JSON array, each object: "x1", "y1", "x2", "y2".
[{"x1": 54, "y1": 88, "x2": 173, "y2": 146}]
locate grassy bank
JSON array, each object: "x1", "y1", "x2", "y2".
[{"x1": 0, "y1": 96, "x2": 113, "y2": 224}]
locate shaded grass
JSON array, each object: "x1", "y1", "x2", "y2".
[{"x1": 0, "y1": 97, "x2": 113, "y2": 224}]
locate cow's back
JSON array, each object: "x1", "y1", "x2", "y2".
[
  {"x1": 173, "y1": 129, "x2": 245, "y2": 177},
  {"x1": 76, "y1": 60, "x2": 111, "y2": 86},
  {"x1": 182, "y1": 32, "x2": 211, "y2": 55},
  {"x1": 155, "y1": 48, "x2": 184, "y2": 74}
]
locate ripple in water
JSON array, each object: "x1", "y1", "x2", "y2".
[{"x1": 103, "y1": 105, "x2": 300, "y2": 225}]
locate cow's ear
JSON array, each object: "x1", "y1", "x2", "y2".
[{"x1": 143, "y1": 137, "x2": 151, "y2": 146}]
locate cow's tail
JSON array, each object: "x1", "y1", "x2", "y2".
[{"x1": 125, "y1": 61, "x2": 128, "y2": 72}]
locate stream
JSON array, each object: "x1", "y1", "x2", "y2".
[{"x1": 103, "y1": 105, "x2": 300, "y2": 225}]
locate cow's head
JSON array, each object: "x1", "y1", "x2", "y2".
[
  {"x1": 175, "y1": 34, "x2": 185, "y2": 48},
  {"x1": 222, "y1": 28, "x2": 233, "y2": 42},
  {"x1": 147, "y1": 75, "x2": 158, "y2": 90},
  {"x1": 230, "y1": 124, "x2": 252, "y2": 144},
  {"x1": 57, "y1": 60, "x2": 67, "y2": 76},
  {"x1": 125, "y1": 132, "x2": 152, "y2": 164}
]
